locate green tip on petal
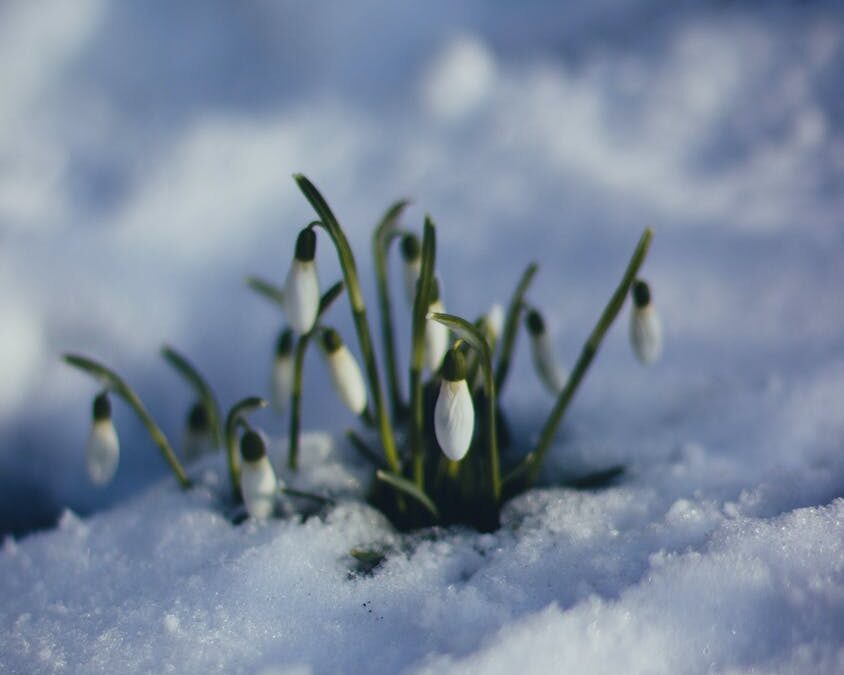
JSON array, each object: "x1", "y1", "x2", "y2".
[
  {"x1": 240, "y1": 430, "x2": 266, "y2": 462},
  {"x1": 276, "y1": 329, "x2": 294, "y2": 357},
  {"x1": 400, "y1": 233, "x2": 421, "y2": 262},
  {"x1": 295, "y1": 227, "x2": 317, "y2": 262},
  {"x1": 441, "y1": 347, "x2": 467, "y2": 382},
  {"x1": 525, "y1": 309, "x2": 546, "y2": 336},
  {"x1": 187, "y1": 402, "x2": 208, "y2": 432},
  {"x1": 321, "y1": 328, "x2": 343, "y2": 353},
  {"x1": 632, "y1": 279, "x2": 651, "y2": 308},
  {"x1": 92, "y1": 391, "x2": 111, "y2": 421}
]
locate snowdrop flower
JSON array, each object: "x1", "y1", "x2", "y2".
[
  {"x1": 425, "y1": 279, "x2": 449, "y2": 373},
  {"x1": 239, "y1": 430, "x2": 279, "y2": 520},
  {"x1": 400, "y1": 233, "x2": 421, "y2": 307},
  {"x1": 479, "y1": 302, "x2": 504, "y2": 349},
  {"x1": 283, "y1": 227, "x2": 319, "y2": 334},
  {"x1": 320, "y1": 328, "x2": 368, "y2": 416},
  {"x1": 86, "y1": 392, "x2": 119, "y2": 485},
  {"x1": 629, "y1": 279, "x2": 662, "y2": 365},
  {"x1": 182, "y1": 402, "x2": 212, "y2": 463},
  {"x1": 434, "y1": 347, "x2": 475, "y2": 461},
  {"x1": 526, "y1": 309, "x2": 566, "y2": 395},
  {"x1": 270, "y1": 328, "x2": 295, "y2": 413}
]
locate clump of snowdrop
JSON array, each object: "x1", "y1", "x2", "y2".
[
  {"x1": 86, "y1": 391, "x2": 119, "y2": 485},
  {"x1": 320, "y1": 328, "x2": 368, "y2": 416},
  {"x1": 239, "y1": 430, "x2": 279, "y2": 520},
  {"x1": 525, "y1": 309, "x2": 566, "y2": 395},
  {"x1": 66, "y1": 174, "x2": 657, "y2": 532},
  {"x1": 629, "y1": 279, "x2": 662, "y2": 365},
  {"x1": 434, "y1": 346, "x2": 475, "y2": 461},
  {"x1": 182, "y1": 402, "x2": 212, "y2": 463},
  {"x1": 284, "y1": 227, "x2": 320, "y2": 334},
  {"x1": 270, "y1": 329, "x2": 294, "y2": 413}
]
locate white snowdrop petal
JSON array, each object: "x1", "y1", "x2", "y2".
[
  {"x1": 486, "y1": 303, "x2": 504, "y2": 342},
  {"x1": 630, "y1": 305, "x2": 662, "y2": 365},
  {"x1": 283, "y1": 260, "x2": 320, "y2": 334},
  {"x1": 403, "y1": 258, "x2": 422, "y2": 307},
  {"x1": 86, "y1": 419, "x2": 119, "y2": 485},
  {"x1": 434, "y1": 380, "x2": 475, "y2": 461},
  {"x1": 240, "y1": 456, "x2": 279, "y2": 520},
  {"x1": 327, "y1": 346, "x2": 368, "y2": 415},
  {"x1": 271, "y1": 356, "x2": 294, "y2": 413},
  {"x1": 425, "y1": 301, "x2": 449, "y2": 373},
  {"x1": 530, "y1": 332, "x2": 566, "y2": 395}
]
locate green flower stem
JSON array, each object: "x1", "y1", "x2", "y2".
[
  {"x1": 408, "y1": 217, "x2": 436, "y2": 489},
  {"x1": 429, "y1": 312, "x2": 501, "y2": 503},
  {"x1": 63, "y1": 354, "x2": 191, "y2": 489},
  {"x1": 372, "y1": 200, "x2": 411, "y2": 423},
  {"x1": 287, "y1": 281, "x2": 344, "y2": 471},
  {"x1": 294, "y1": 174, "x2": 399, "y2": 474},
  {"x1": 161, "y1": 346, "x2": 223, "y2": 449},
  {"x1": 523, "y1": 228, "x2": 653, "y2": 487},
  {"x1": 224, "y1": 396, "x2": 267, "y2": 499},
  {"x1": 279, "y1": 486, "x2": 335, "y2": 506},
  {"x1": 245, "y1": 276, "x2": 285, "y2": 308},
  {"x1": 494, "y1": 262, "x2": 538, "y2": 393}
]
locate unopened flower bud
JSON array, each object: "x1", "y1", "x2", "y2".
[
  {"x1": 321, "y1": 328, "x2": 368, "y2": 415},
  {"x1": 629, "y1": 279, "x2": 662, "y2": 365},
  {"x1": 239, "y1": 430, "x2": 279, "y2": 519},
  {"x1": 434, "y1": 348, "x2": 475, "y2": 461},
  {"x1": 283, "y1": 228, "x2": 320, "y2": 334},
  {"x1": 425, "y1": 278, "x2": 449, "y2": 373},
  {"x1": 525, "y1": 309, "x2": 566, "y2": 395},
  {"x1": 401, "y1": 233, "x2": 422, "y2": 307},
  {"x1": 271, "y1": 329, "x2": 295, "y2": 413},
  {"x1": 86, "y1": 392, "x2": 119, "y2": 485},
  {"x1": 182, "y1": 402, "x2": 211, "y2": 462}
]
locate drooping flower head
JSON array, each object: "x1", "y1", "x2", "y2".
[
  {"x1": 321, "y1": 328, "x2": 368, "y2": 416},
  {"x1": 284, "y1": 227, "x2": 319, "y2": 334},
  {"x1": 239, "y1": 429, "x2": 279, "y2": 520},
  {"x1": 425, "y1": 277, "x2": 449, "y2": 373},
  {"x1": 182, "y1": 401, "x2": 211, "y2": 462},
  {"x1": 434, "y1": 346, "x2": 475, "y2": 461},
  {"x1": 630, "y1": 279, "x2": 662, "y2": 365},
  {"x1": 271, "y1": 328, "x2": 295, "y2": 414},
  {"x1": 86, "y1": 391, "x2": 119, "y2": 485},
  {"x1": 525, "y1": 308, "x2": 566, "y2": 395},
  {"x1": 401, "y1": 232, "x2": 422, "y2": 308}
]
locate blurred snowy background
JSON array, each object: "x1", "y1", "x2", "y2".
[{"x1": 2, "y1": 0, "x2": 843, "y2": 534}]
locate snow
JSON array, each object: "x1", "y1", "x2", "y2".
[{"x1": 3, "y1": 1, "x2": 844, "y2": 673}]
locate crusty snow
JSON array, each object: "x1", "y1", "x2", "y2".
[{"x1": 3, "y1": 1, "x2": 844, "y2": 673}]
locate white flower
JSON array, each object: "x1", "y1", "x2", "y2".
[
  {"x1": 86, "y1": 392, "x2": 119, "y2": 485},
  {"x1": 401, "y1": 233, "x2": 421, "y2": 307},
  {"x1": 630, "y1": 279, "x2": 662, "y2": 365},
  {"x1": 283, "y1": 228, "x2": 319, "y2": 334},
  {"x1": 270, "y1": 329, "x2": 295, "y2": 414},
  {"x1": 434, "y1": 348, "x2": 475, "y2": 461},
  {"x1": 239, "y1": 430, "x2": 279, "y2": 520},
  {"x1": 526, "y1": 309, "x2": 566, "y2": 395},
  {"x1": 483, "y1": 303, "x2": 504, "y2": 346},
  {"x1": 321, "y1": 329, "x2": 368, "y2": 415},
  {"x1": 425, "y1": 299, "x2": 449, "y2": 373},
  {"x1": 182, "y1": 402, "x2": 212, "y2": 463}
]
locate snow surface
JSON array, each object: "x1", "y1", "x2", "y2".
[{"x1": 3, "y1": 1, "x2": 844, "y2": 673}]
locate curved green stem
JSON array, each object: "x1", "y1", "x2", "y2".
[
  {"x1": 429, "y1": 312, "x2": 501, "y2": 503},
  {"x1": 293, "y1": 174, "x2": 399, "y2": 474},
  {"x1": 494, "y1": 263, "x2": 538, "y2": 393},
  {"x1": 522, "y1": 228, "x2": 653, "y2": 487},
  {"x1": 372, "y1": 199, "x2": 411, "y2": 423},
  {"x1": 287, "y1": 281, "x2": 344, "y2": 471},
  {"x1": 224, "y1": 396, "x2": 267, "y2": 500},
  {"x1": 63, "y1": 354, "x2": 191, "y2": 489},
  {"x1": 409, "y1": 217, "x2": 436, "y2": 489},
  {"x1": 161, "y1": 346, "x2": 223, "y2": 449}
]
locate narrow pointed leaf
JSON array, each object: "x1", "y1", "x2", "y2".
[
  {"x1": 494, "y1": 263, "x2": 538, "y2": 392},
  {"x1": 375, "y1": 470, "x2": 440, "y2": 519},
  {"x1": 245, "y1": 276, "x2": 285, "y2": 308}
]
